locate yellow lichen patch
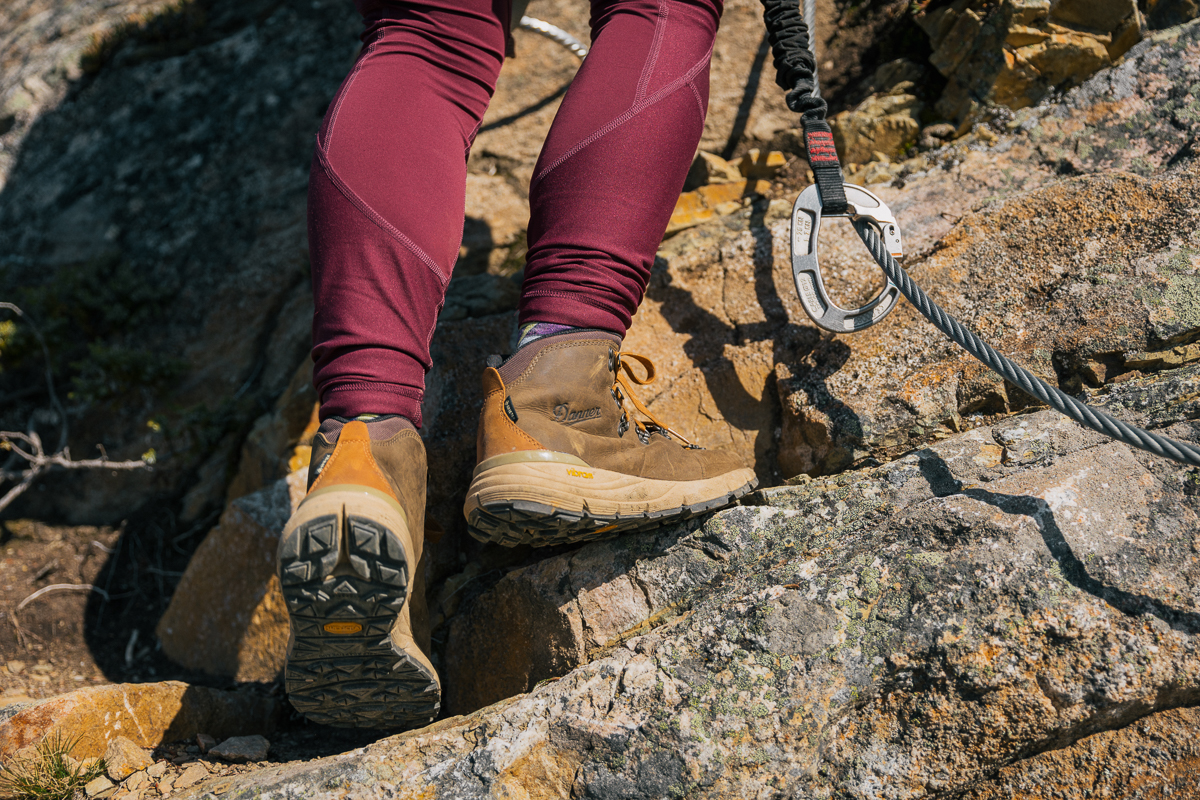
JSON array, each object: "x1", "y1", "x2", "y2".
[{"x1": 494, "y1": 742, "x2": 582, "y2": 800}]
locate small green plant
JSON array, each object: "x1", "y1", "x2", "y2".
[{"x1": 0, "y1": 732, "x2": 106, "y2": 800}]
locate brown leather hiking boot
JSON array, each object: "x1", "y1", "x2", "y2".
[
  {"x1": 464, "y1": 330, "x2": 758, "y2": 547},
  {"x1": 276, "y1": 417, "x2": 440, "y2": 729}
]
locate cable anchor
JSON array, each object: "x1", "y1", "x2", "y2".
[{"x1": 790, "y1": 183, "x2": 904, "y2": 333}]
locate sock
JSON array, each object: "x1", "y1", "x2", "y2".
[{"x1": 515, "y1": 322, "x2": 585, "y2": 349}]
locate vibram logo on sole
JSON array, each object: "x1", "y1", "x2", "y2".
[
  {"x1": 554, "y1": 403, "x2": 602, "y2": 425},
  {"x1": 567, "y1": 468, "x2": 594, "y2": 479},
  {"x1": 323, "y1": 622, "x2": 363, "y2": 634}
]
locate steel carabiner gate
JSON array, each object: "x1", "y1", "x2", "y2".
[{"x1": 790, "y1": 183, "x2": 904, "y2": 333}]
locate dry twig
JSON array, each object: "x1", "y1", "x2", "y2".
[
  {"x1": 16, "y1": 583, "x2": 111, "y2": 612},
  {"x1": 0, "y1": 303, "x2": 150, "y2": 514}
]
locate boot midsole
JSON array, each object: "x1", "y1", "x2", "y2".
[
  {"x1": 471, "y1": 449, "x2": 590, "y2": 479},
  {"x1": 464, "y1": 458, "x2": 757, "y2": 517}
]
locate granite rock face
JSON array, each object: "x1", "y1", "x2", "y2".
[
  {"x1": 960, "y1": 706, "x2": 1200, "y2": 799},
  {"x1": 916, "y1": 0, "x2": 1145, "y2": 125},
  {"x1": 170, "y1": 361, "x2": 1200, "y2": 798}
]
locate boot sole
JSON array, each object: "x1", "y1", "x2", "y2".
[
  {"x1": 463, "y1": 457, "x2": 758, "y2": 547},
  {"x1": 277, "y1": 487, "x2": 440, "y2": 729}
]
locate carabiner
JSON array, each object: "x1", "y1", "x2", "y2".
[{"x1": 790, "y1": 183, "x2": 903, "y2": 333}]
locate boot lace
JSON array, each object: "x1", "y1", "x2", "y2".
[{"x1": 609, "y1": 351, "x2": 695, "y2": 446}]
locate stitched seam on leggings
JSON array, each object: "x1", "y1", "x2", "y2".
[
  {"x1": 325, "y1": 383, "x2": 424, "y2": 399},
  {"x1": 687, "y1": 81, "x2": 705, "y2": 124},
  {"x1": 314, "y1": 146, "x2": 451, "y2": 287},
  {"x1": 420, "y1": 297, "x2": 445, "y2": 378},
  {"x1": 521, "y1": 288, "x2": 627, "y2": 312},
  {"x1": 635, "y1": 0, "x2": 668, "y2": 103},
  {"x1": 320, "y1": 39, "x2": 378, "y2": 153},
  {"x1": 532, "y1": 46, "x2": 713, "y2": 187},
  {"x1": 465, "y1": 118, "x2": 483, "y2": 158}
]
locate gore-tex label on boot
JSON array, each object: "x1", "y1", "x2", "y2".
[{"x1": 504, "y1": 397, "x2": 519, "y2": 422}]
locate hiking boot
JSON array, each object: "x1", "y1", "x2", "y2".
[
  {"x1": 464, "y1": 330, "x2": 758, "y2": 547},
  {"x1": 276, "y1": 417, "x2": 440, "y2": 729}
]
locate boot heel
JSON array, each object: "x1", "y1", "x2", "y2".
[{"x1": 278, "y1": 488, "x2": 440, "y2": 729}]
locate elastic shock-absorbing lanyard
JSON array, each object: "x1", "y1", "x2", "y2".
[{"x1": 759, "y1": 0, "x2": 1200, "y2": 469}]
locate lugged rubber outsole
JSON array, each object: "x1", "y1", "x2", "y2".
[
  {"x1": 278, "y1": 493, "x2": 440, "y2": 729},
  {"x1": 464, "y1": 459, "x2": 759, "y2": 547}
]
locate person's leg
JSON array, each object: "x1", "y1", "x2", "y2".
[
  {"x1": 308, "y1": 0, "x2": 508, "y2": 427},
  {"x1": 465, "y1": 0, "x2": 758, "y2": 548},
  {"x1": 283, "y1": 0, "x2": 507, "y2": 730},
  {"x1": 519, "y1": 0, "x2": 723, "y2": 335}
]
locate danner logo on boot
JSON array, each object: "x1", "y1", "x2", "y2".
[{"x1": 553, "y1": 403, "x2": 601, "y2": 425}]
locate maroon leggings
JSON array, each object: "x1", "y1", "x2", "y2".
[{"x1": 309, "y1": 0, "x2": 723, "y2": 425}]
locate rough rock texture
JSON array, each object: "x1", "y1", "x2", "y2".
[
  {"x1": 224, "y1": 359, "x2": 318, "y2": 503},
  {"x1": 444, "y1": 523, "x2": 730, "y2": 715},
  {"x1": 0, "y1": 681, "x2": 279, "y2": 760},
  {"x1": 209, "y1": 735, "x2": 270, "y2": 764},
  {"x1": 104, "y1": 735, "x2": 153, "y2": 781},
  {"x1": 780, "y1": 162, "x2": 1200, "y2": 476},
  {"x1": 1149, "y1": 0, "x2": 1200, "y2": 28},
  {"x1": 156, "y1": 472, "x2": 303, "y2": 681},
  {"x1": 829, "y1": 59, "x2": 933, "y2": 165},
  {"x1": 960, "y1": 705, "x2": 1200, "y2": 798},
  {"x1": 917, "y1": 0, "x2": 1145, "y2": 125},
  {"x1": 172, "y1": 360, "x2": 1200, "y2": 798},
  {"x1": 830, "y1": 89, "x2": 923, "y2": 165}
]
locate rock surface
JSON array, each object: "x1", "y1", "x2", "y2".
[
  {"x1": 960, "y1": 705, "x2": 1200, "y2": 799},
  {"x1": 0, "y1": 682, "x2": 279, "y2": 760},
  {"x1": 83, "y1": 774, "x2": 115, "y2": 797},
  {"x1": 830, "y1": 86, "x2": 924, "y2": 165},
  {"x1": 171, "y1": 361, "x2": 1200, "y2": 798},
  {"x1": 209, "y1": 734, "x2": 270, "y2": 764},
  {"x1": 156, "y1": 474, "x2": 303, "y2": 681},
  {"x1": 0, "y1": 0, "x2": 354, "y2": 522},
  {"x1": 443, "y1": 522, "x2": 729, "y2": 715},
  {"x1": 104, "y1": 735, "x2": 152, "y2": 781},
  {"x1": 917, "y1": 0, "x2": 1145, "y2": 125}
]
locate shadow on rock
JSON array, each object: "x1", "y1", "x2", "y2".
[
  {"x1": 917, "y1": 451, "x2": 1200, "y2": 634},
  {"x1": 651, "y1": 199, "x2": 865, "y2": 478}
]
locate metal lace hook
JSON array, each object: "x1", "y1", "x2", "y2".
[{"x1": 790, "y1": 183, "x2": 904, "y2": 333}]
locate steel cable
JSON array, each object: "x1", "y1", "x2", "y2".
[
  {"x1": 518, "y1": 16, "x2": 589, "y2": 59},
  {"x1": 803, "y1": 0, "x2": 818, "y2": 96},
  {"x1": 855, "y1": 222, "x2": 1200, "y2": 468}
]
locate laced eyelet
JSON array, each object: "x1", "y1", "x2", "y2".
[{"x1": 608, "y1": 351, "x2": 694, "y2": 446}]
